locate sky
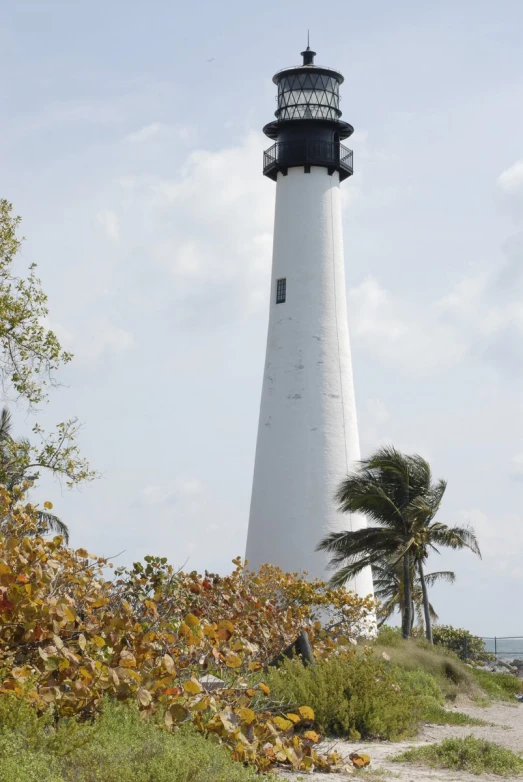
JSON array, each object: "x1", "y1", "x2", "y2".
[{"x1": 1, "y1": 0, "x2": 523, "y2": 636}]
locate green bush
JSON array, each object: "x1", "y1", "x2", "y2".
[
  {"x1": 0, "y1": 698, "x2": 257, "y2": 782},
  {"x1": 394, "y1": 735, "x2": 523, "y2": 776},
  {"x1": 372, "y1": 637, "x2": 477, "y2": 700},
  {"x1": 471, "y1": 669, "x2": 523, "y2": 701},
  {"x1": 432, "y1": 625, "x2": 487, "y2": 661},
  {"x1": 265, "y1": 651, "x2": 443, "y2": 740},
  {"x1": 376, "y1": 626, "x2": 403, "y2": 647}
]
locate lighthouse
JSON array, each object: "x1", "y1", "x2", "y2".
[{"x1": 245, "y1": 43, "x2": 374, "y2": 600}]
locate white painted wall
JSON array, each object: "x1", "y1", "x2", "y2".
[{"x1": 246, "y1": 165, "x2": 374, "y2": 601}]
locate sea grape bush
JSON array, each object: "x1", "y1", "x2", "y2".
[
  {"x1": 432, "y1": 625, "x2": 487, "y2": 662},
  {"x1": 0, "y1": 485, "x2": 374, "y2": 772}
]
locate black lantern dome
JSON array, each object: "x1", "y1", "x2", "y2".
[{"x1": 263, "y1": 45, "x2": 354, "y2": 182}]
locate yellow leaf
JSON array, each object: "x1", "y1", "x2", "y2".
[
  {"x1": 239, "y1": 707, "x2": 256, "y2": 724},
  {"x1": 297, "y1": 706, "x2": 315, "y2": 721},
  {"x1": 350, "y1": 752, "x2": 371, "y2": 768},
  {"x1": 137, "y1": 687, "x2": 152, "y2": 707},
  {"x1": 225, "y1": 654, "x2": 242, "y2": 669},
  {"x1": 259, "y1": 683, "x2": 270, "y2": 696},
  {"x1": 0, "y1": 563, "x2": 11, "y2": 576},
  {"x1": 285, "y1": 713, "x2": 301, "y2": 723},
  {"x1": 78, "y1": 634, "x2": 86, "y2": 651},
  {"x1": 185, "y1": 613, "x2": 200, "y2": 627},
  {"x1": 64, "y1": 607, "x2": 75, "y2": 622},
  {"x1": 248, "y1": 661, "x2": 262, "y2": 672},
  {"x1": 304, "y1": 730, "x2": 321, "y2": 743},
  {"x1": 75, "y1": 548, "x2": 89, "y2": 559},
  {"x1": 273, "y1": 716, "x2": 293, "y2": 731},
  {"x1": 162, "y1": 654, "x2": 176, "y2": 675},
  {"x1": 44, "y1": 501, "x2": 53, "y2": 510},
  {"x1": 183, "y1": 678, "x2": 203, "y2": 695},
  {"x1": 92, "y1": 635, "x2": 105, "y2": 648}
]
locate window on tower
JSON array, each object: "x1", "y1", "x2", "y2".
[{"x1": 276, "y1": 278, "x2": 286, "y2": 304}]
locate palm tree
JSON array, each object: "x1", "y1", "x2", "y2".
[
  {"x1": 373, "y1": 555, "x2": 455, "y2": 631},
  {"x1": 317, "y1": 446, "x2": 481, "y2": 640},
  {"x1": 0, "y1": 407, "x2": 69, "y2": 542}
]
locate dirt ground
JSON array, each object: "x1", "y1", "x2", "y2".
[{"x1": 277, "y1": 700, "x2": 523, "y2": 781}]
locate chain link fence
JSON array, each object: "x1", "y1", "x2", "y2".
[{"x1": 481, "y1": 637, "x2": 523, "y2": 660}]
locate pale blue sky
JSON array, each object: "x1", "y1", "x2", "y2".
[{"x1": 2, "y1": 0, "x2": 523, "y2": 635}]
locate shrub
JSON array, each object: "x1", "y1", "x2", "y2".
[
  {"x1": 372, "y1": 638, "x2": 477, "y2": 699},
  {"x1": 60, "y1": 701, "x2": 258, "y2": 782},
  {"x1": 376, "y1": 626, "x2": 403, "y2": 647},
  {"x1": 0, "y1": 698, "x2": 258, "y2": 782},
  {"x1": 394, "y1": 735, "x2": 523, "y2": 776},
  {"x1": 0, "y1": 485, "x2": 374, "y2": 773},
  {"x1": 265, "y1": 650, "x2": 443, "y2": 740},
  {"x1": 432, "y1": 625, "x2": 487, "y2": 661},
  {"x1": 471, "y1": 669, "x2": 523, "y2": 701}
]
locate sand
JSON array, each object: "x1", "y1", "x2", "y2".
[{"x1": 277, "y1": 700, "x2": 523, "y2": 781}]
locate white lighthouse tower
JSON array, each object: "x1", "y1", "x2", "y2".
[{"x1": 245, "y1": 44, "x2": 374, "y2": 600}]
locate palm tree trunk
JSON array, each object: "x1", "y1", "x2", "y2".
[
  {"x1": 418, "y1": 559, "x2": 433, "y2": 644},
  {"x1": 402, "y1": 552, "x2": 412, "y2": 639}
]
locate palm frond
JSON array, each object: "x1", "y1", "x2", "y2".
[
  {"x1": 424, "y1": 570, "x2": 456, "y2": 586},
  {"x1": 36, "y1": 511, "x2": 70, "y2": 544},
  {"x1": 428, "y1": 523, "x2": 482, "y2": 558}
]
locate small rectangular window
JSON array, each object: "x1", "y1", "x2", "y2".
[{"x1": 276, "y1": 277, "x2": 286, "y2": 304}]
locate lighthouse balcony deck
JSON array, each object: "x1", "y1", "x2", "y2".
[{"x1": 263, "y1": 140, "x2": 353, "y2": 182}]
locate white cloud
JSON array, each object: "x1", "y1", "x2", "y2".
[
  {"x1": 74, "y1": 317, "x2": 135, "y2": 363},
  {"x1": 125, "y1": 122, "x2": 192, "y2": 144},
  {"x1": 497, "y1": 161, "x2": 523, "y2": 193},
  {"x1": 349, "y1": 277, "x2": 467, "y2": 373},
  {"x1": 136, "y1": 476, "x2": 203, "y2": 507},
  {"x1": 457, "y1": 509, "x2": 523, "y2": 579},
  {"x1": 359, "y1": 398, "x2": 391, "y2": 454},
  {"x1": 348, "y1": 262, "x2": 523, "y2": 377},
  {"x1": 113, "y1": 131, "x2": 274, "y2": 322},
  {"x1": 511, "y1": 454, "x2": 523, "y2": 480},
  {"x1": 96, "y1": 209, "x2": 120, "y2": 241}
]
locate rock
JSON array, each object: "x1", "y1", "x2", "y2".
[{"x1": 200, "y1": 674, "x2": 224, "y2": 691}]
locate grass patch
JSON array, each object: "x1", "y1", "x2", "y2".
[
  {"x1": 0, "y1": 698, "x2": 257, "y2": 782},
  {"x1": 421, "y1": 702, "x2": 488, "y2": 727},
  {"x1": 372, "y1": 638, "x2": 479, "y2": 700},
  {"x1": 393, "y1": 735, "x2": 523, "y2": 776},
  {"x1": 472, "y1": 669, "x2": 523, "y2": 701}
]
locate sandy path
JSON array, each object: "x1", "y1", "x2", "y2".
[{"x1": 277, "y1": 700, "x2": 523, "y2": 781}]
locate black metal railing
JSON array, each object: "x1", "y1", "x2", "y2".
[{"x1": 263, "y1": 140, "x2": 353, "y2": 181}]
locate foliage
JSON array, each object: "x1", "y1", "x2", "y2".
[
  {"x1": 0, "y1": 696, "x2": 258, "y2": 782},
  {"x1": 0, "y1": 486, "x2": 374, "y2": 773},
  {"x1": 0, "y1": 200, "x2": 71, "y2": 406},
  {"x1": 376, "y1": 625, "x2": 403, "y2": 646},
  {"x1": 318, "y1": 446, "x2": 481, "y2": 641},
  {"x1": 432, "y1": 624, "x2": 488, "y2": 661},
  {"x1": 0, "y1": 407, "x2": 70, "y2": 539},
  {"x1": 265, "y1": 649, "x2": 447, "y2": 741},
  {"x1": 0, "y1": 202, "x2": 95, "y2": 487},
  {"x1": 420, "y1": 701, "x2": 487, "y2": 726},
  {"x1": 393, "y1": 735, "x2": 523, "y2": 776},
  {"x1": 372, "y1": 637, "x2": 478, "y2": 700},
  {"x1": 373, "y1": 555, "x2": 455, "y2": 630},
  {"x1": 471, "y1": 669, "x2": 523, "y2": 701}
]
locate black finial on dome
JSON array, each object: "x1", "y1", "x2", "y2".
[{"x1": 301, "y1": 32, "x2": 316, "y2": 66}]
